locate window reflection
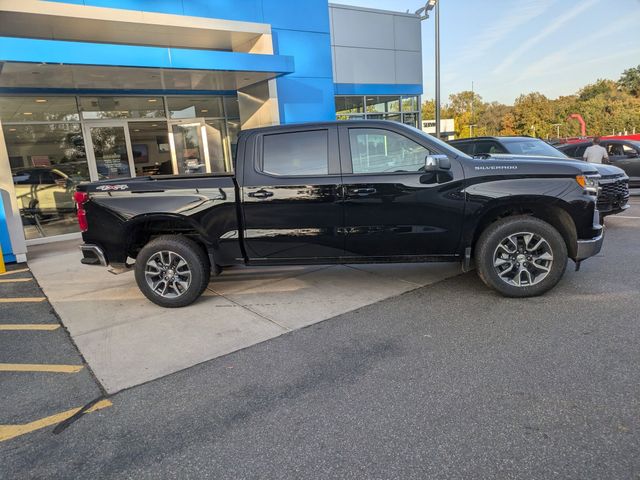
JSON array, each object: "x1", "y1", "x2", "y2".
[{"x1": 4, "y1": 123, "x2": 89, "y2": 240}]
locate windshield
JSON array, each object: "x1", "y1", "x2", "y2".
[{"x1": 503, "y1": 139, "x2": 567, "y2": 158}]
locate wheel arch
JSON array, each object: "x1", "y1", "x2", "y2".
[
  {"x1": 469, "y1": 198, "x2": 578, "y2": 259},
  {"x1": 123, "y1": 214, "x2": 217, "y2": 264}
]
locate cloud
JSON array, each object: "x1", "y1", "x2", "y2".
[
  {"x1": 453, "y1": 0, "x2": 555, "y2": 64},
  {"x1": 493, "y1": 0, "x2": 598, "y2": 75},
  {"x1": 511, "y1": 15, "x2": 638, "y2": 84}
]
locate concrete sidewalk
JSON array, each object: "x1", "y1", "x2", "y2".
[{"x1": 28, "y1": 240, "x2": 462, "y2": 393}]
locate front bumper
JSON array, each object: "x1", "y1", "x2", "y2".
[{"x1": 575, "y1": 233, "x2": 604, "y2": 261}]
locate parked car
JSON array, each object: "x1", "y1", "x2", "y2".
[
  {"x1": 76, "y1": 121, "x2": 604, "y2": 307},
  {"x1": 557, "y1": 139, "x2": 640, "y2": 188},
  {"x1": 449, "y1": 136, "x2": 630, "y2": 218}
]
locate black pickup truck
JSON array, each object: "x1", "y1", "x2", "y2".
[{"x1": 76, "y1": 121, "x2": 604, "y2": 307}]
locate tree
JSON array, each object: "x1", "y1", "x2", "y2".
[
  {"x1": 421, "y1": 99, "x2": 436, "y2": 120},
  {"x1": 579, "y1": 79, "x2": 617, "y2": 101},
  {"x1": 478, "y1": 102, "x2": 512, "y2": 136},
  {"x1": 618, "y1": 65, "x2": 640, "y2": 97},
  {"x1": 447, "y1": 91, "x2": 485, "y2": 138},
  {"x1": 513, "y1": 92, "x2": 554, "y2": 138},
  {"x1": 498, "y1": 112, "x2": 517, "y2": 136}
]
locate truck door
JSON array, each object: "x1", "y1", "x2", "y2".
[
  {"x1": 241, "y1": 126, "x2": 344, "y2": 261},
  {"x1": 617, "y1": 143, "x2": 640, "y2": 182},
  {"x1": 338, "y1": 124, "x2": 465, "y2": 258}
]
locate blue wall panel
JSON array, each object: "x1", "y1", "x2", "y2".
[
  {"x1": 182, "y1": 0, "x2": 264, "y2": 23},
  {"x1": 46, "y1": 0, "x2": 185, "y2": 15},
  {"x1": 335, "y1": 83, "x2": 423, "y2": 96},
  {"x1": 0, "y1": 37, "x2": 294, "y2": 74},
  {"x1": 276, "y1": 77, "x2": 335, "y2": 123},
  {"x1": 262, "y1": 0, "x2": 330, "y2": 33},
  {"x1": 271, "y1": 30, "x2": 332, "y2": 79}
]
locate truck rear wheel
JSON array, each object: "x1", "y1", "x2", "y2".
[
  {"x1": 475, "y1": 216, "x2": 567, "y2": 298},
  {"x1": 134, "y1": 235, "x2": 210, "y2": 308}
]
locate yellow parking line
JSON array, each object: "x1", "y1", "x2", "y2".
[
  {"x1": 0, "y1": 297, "x2": 46, "y2": 303},
  {"x1": 0, "y1": 278, "x2": 32, "y2": 284},
  {"x1": 0, "y1": 399, "x2": 112, "y2": 442},
  {"x1": 0, "y1": 324, "x2": 60, "y2": 331},
  {"x1": 0, "y1": 363, "x2": 83, "y2": 373},
  {"x1": 0, "y1": 268, "x2": 30, "y2": 276}
]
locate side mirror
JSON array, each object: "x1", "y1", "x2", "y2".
[
  {"x1": 628, "y1": 151, "x2": 639, "y2": 158},
  {"x1": 425, "y1": 154, "x2": 451, "y2": 171}
]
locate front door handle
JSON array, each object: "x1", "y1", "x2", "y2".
[
  {"x1": 349, "y1": 187, "x2": 377, "y2": 196},
  {"x1": 248, "y1": 189, "x2": 274, "y2": 199}
]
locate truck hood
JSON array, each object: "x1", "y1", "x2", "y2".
[{"x1": 471, "y1": 154, "x2": 600, "y2": 176}]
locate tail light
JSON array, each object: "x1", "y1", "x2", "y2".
[{"x1": 73, "y1": 191, "x2": 89, "y2": 232}]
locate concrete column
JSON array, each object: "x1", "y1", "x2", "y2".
[
  {"x1": 237, "y1": 79, "x2": 281, "y2": 129},
  {"x1": 0, "y1": 120, "x2": 27, "y2": 262}
]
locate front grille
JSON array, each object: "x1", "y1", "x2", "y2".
[{"x1": 598, "y1": 177, "x2": 630, "y2": 210}]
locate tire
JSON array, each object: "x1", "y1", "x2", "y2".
[
  {"x1": 475, "y1": 216, "x2": 568, "y2": 298},
  {"x1": 134, "y1": 235, "x2": 211, "y2": 308}
]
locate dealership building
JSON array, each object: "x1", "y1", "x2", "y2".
[{"x1": 0, "y1": 0, "x2": 423, "y2": 262}]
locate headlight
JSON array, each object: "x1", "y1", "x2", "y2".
[{"x1": 575, "y1": 175, "x2": 599, "y2": 194}]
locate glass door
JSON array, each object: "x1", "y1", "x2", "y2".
[
  {"x1": 83, "y1": 121, "x2": 135, "y2": 181},
  {"x1": 169, "y1": 119, "x2": 228, "y2": 175}
]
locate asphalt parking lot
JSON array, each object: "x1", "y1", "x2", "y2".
[{"x1": 1, "y1": 199, "x2": 639, "y2": 479}]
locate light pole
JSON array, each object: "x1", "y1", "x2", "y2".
[
  {"x1": 552, "y1": 123, "x2": 561, "y2": 139},
  {"x1": 416, "y1": 0, "x2": 440, "y2": 138}
]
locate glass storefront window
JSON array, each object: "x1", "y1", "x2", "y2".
[
  {"x1": 336, "y1": 95, "x2": 420, "y2": 128},
  {"x1": 129, "y1": 122, "x2": 173, "y2": 176},
  {"x1": 402, "y1": 96, "x2": 418, "y2": 112},
  {"x1": 79, "y1": 97, "x2": 165, "y2": 119},
  {"x1": 0, "y1": 97, "x2": 80, "y2": 122},
  {"x1": 168, "y1": 97, "x2": 224, "y2": 119},
  {"x1": 366, "y1": 96, "x2": 400, "y2": 113},
  {"x1": 402, "y1": 113, "x2": 418, "y2": 128},
  {"x1": 224, "y1": 97, "x2": 240, "y2": 118},
  {"x1": 3, "y1": 123, "x2": 89, "y2": 240},
  {"x1": 335, "y1": 96, "x2": 365, "y2": 114}
]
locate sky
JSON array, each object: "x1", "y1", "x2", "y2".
[{"x1": 339, "y1": 0, "x2": 640, "y2": 105}]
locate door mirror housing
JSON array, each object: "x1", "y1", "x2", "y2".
[
  {"x1": 627, "y1": 151, "x2": 639, "y2": 158},
  {"x1": 425, "y1": 154, "x2": 451, "y2": 171}
]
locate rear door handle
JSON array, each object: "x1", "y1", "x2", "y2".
[
  {"x1": 248, "y1": 189, "x2": 274, "y2": 199},
  {"x1": 349, "y1": 188, "x2": 377, "y2": 196}
]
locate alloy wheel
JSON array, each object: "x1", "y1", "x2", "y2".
[
  {"x1": 144, "y1": 250, "x2": 192, "y2": 298},
  {"x1": 492, "y1": 232, "x2": 554, "y2": 287}
]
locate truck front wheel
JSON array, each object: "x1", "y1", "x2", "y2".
[
  {"x1": 134, "y1": 235, "x2": 211, "y2": 308},
  {"x1": 475, "y1": 216, "x2": 568, "y2": 297}
]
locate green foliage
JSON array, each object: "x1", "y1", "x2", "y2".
[
  {"x1": 421, "y1": 66, "x2": 640, "y2": 138},
  {"x1": 618, "y1": 65, "x2": 640, "y2": 97}
]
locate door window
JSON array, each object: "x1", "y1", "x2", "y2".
[
  {"x1": 606, "y1": 143, "x2": 624, "y2": 156},
  {"x1": 622, "y1": 144, "x2": 639, "y2": 157},
  {"x1": 348, "y1": 128, "x2": 432, "y2": 174},
  {"x1": 262, "y1": 130, "x2": 329, "y2": 176}
]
